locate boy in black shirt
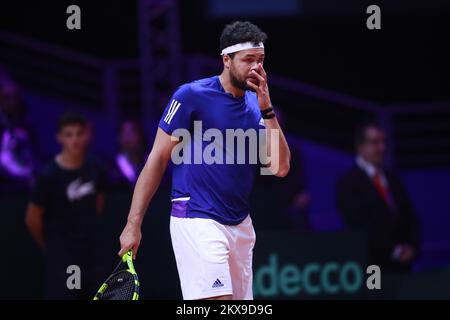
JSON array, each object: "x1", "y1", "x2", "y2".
[{"x1": 25, "y1": 112, "x2": 105, "y2": 299}]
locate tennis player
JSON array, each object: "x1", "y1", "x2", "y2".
[{"x1": 119, "y1": 21, "x2": 291, "y2": 300}]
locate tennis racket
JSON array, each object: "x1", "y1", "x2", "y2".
[{"x1": 93, "y1": 250, "x2": 140, "y2": 300}]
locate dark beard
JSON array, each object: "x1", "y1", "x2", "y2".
[{"x1": 229, "y1": 70, "x2": 253, "y2": 92}]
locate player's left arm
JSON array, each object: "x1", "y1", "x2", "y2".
[{"x1": 247, "y1": 63, "x2": 291, "y2": 177}]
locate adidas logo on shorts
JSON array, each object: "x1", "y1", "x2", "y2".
[{"x1": 212, "y1": 278, "x2": 224, "y2": 288}]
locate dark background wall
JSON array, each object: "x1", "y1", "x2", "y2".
[{"x1": 1, "y1": 0, "x2": 449, "y2": 103}]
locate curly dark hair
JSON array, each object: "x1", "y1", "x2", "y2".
[{"x1": 220, "y1": 21, "x2": 267, "y2": 58}]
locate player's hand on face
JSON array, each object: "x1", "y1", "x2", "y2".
[
  {"x1": 246, "y1": 63, "x2": 272, "y2": 110},
  {"x1": 118, "y1": 221, "x2": 142, "y2": 259}
]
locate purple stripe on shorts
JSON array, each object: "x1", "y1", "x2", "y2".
[{"x1": 171, "y1": 200, "x2": 188, "y2": 218}]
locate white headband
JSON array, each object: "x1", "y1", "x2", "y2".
[{"x1": 221, "y1": 42, "x2": 264, "y2": 55}]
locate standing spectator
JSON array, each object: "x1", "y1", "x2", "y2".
[
  {"x1": 25, "y1": 112, "x2": 106, "y2": 299},
  {"x1": 336, "y1": 122, "x2": 420, "y2": 273},
  {"x1": 108, "y1": 118, "x2": 148, "y2": 189},
  {"x1": 0, "y1": 72, "x2": 36, "y2": 190}
]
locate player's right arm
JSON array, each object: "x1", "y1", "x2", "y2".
[
  {"x1": 118, "y1": 128, "x2": 179, "y2": 258},
  {"x1": 25, "y1": 203, "x2": 45, "y2": 250}
]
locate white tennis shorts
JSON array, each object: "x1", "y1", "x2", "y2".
[{"x1": 170, "y1": 214, "x2": 256, "y2": 300}]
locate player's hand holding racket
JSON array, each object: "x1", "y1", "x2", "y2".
[{"x1": 119, "y1": 220, "x2": 142, "y2": 259}]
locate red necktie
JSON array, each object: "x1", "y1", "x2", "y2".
[{"x1": 373, "y1": 172, "x2": 389, "y2": 205}]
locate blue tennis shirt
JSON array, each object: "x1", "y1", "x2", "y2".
[{"x1": 159, "y1": 75, "x2": 265, "y2": 225}]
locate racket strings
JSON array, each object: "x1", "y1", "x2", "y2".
[{"x1": 100, "y1": 271, "x2": 136, "y2": 300}]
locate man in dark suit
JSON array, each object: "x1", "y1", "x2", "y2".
[{"x1": 337, "y1": 123, "x2": 420, "y2": 273}]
